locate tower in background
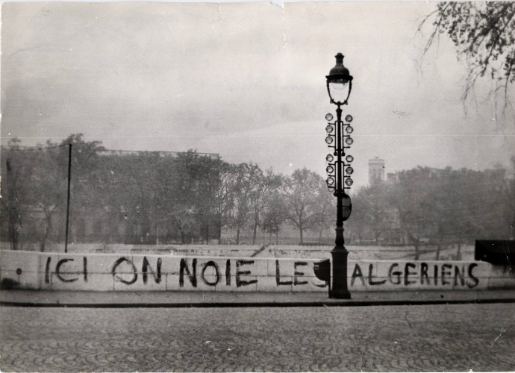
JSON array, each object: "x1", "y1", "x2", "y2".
[{"x1": 368, "y1": 157, "x2": 385, "y2": 185}]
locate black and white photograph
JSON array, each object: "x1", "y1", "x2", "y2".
[{"x1": 1, "y1": 1, "x2": 514, "y2": 371}]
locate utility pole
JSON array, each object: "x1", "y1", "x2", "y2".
[{"x1": 64, "y1": 144, "x2": 72, "y2": 253}]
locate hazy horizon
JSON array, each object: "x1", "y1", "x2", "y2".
[{"x1": 2, "y1": 2, "x2": 514, "y2": 188}]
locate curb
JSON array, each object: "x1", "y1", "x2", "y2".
[{"x1": 2, "y1": 297, "x2": 515, "y2": 308}]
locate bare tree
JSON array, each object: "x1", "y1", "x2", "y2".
[
  {"x1": 419, "y1": 2, "x2": 515, "y2": 113},
  {"x1": 261, "y1": 188, "x2": 288, "y2": 245},
  {"x1": 283, "y1": 168, "x2": 326, "y2": 245}
]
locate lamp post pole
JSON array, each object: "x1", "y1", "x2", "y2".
[
  {"x1": 324, "y1": 53, "x2": 354, "y2": 299},
  {"x1": 331, "y1": 103, "x2": 351, "y2": 299}
]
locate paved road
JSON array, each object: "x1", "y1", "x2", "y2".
[{"x1": 1, "y1": 304, "x2": 514, "y2": 371}]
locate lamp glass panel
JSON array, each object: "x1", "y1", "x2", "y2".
[
  {"x1": 326, "y1": 154, "x2": 334, "y2": 162},
  {"x1": 325, "y1": 136, "x2": 333, "y2": 144},
  {"x1": 326, "y1": 125, "x2": 334, "y2": 134},
  {"x1": 326, "y1": 166, "x2": 334, "y2": 174},
  {"x1": 329, "y1": 81, "x2": 350, "y2": 103},
  {"x1": 346, "y1": 155, "x2": 354, "y2": 163},
  {"x1": 345, "y1": 178, "x2": 353, "y2": 186},
  {"x1": 346, "y1": 126, "x2": 353, "y2": 134},
  {"x1": 345, "y1": 137, "x2": 353, "y2": 145},
  {"x1": 346, "y1": 167, "x2": 354, "y2": 175}
]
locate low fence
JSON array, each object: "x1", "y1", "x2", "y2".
[
  {"x1": 0, "y1": 243, "x2": 475, "y2": 262},
  {"x1": 0, "y1": 251, "x2": 513, "y2": 292}
]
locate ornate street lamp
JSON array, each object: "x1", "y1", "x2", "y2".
[{"x1": 324, "y1": 53, "x2": 354, "y2": 299}]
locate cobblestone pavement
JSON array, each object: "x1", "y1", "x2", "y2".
[{"x1": 1, "y1": 304, "x2": 514, "y2": 372}]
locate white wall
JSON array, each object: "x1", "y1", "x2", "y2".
[
  {"x1": 1, "y1": 251, "x2": 513, "y2": 292},
  {"x1": 0, "y1": 251, "x2": 326, "y2": 292}
]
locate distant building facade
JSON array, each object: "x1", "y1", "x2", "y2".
[
  {"x1": 368, "y1": 157, "x2": 385, "y2": 185},
  {"x1": 362, "y1": 157, "x2": 406, "y2": 245}
]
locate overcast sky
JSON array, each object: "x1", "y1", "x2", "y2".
[{"x1": 2, "y1": 1, "x2": 514, "y2": 187}]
